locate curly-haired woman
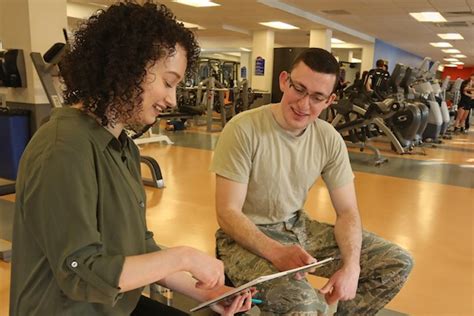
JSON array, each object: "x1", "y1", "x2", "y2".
[{"x1": 10, "y1": 2, "x2": 252, "y2": 315}]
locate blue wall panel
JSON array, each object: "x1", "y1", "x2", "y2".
[{"x1": 373, "y1": 39, "x2": 424, "y2": 73}]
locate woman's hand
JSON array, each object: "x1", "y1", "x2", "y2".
[
  {"x1": 182, "y1": 247, "x2": 225, "y2": 290},
  {"x1": 210, "y1": 288, "x2": 255, "y2": 316}
]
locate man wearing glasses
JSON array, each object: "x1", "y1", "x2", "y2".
[{"x1": 211, "y1": 48, "x2": 413, "y2": 315}]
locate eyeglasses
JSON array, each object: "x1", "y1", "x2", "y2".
[{"x1": 288, "y1": 75, "x2": 330, "y2": 105}]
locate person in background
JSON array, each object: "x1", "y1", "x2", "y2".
[
  {"x1": 335, "y1": 68, "x2": 350, "y2": 98},
  {"x1": 453, "y1": 73, "x2": 474, "y2": 133},
  {"x1": 365, "y1": 59, "x2": 390, "y2": 99},
  {"x1": 10, "y1": 2, "x2": 252, "y2": 315},
  {"x1": 211, "y1": 48, "x2": 413, "y2": 315}
]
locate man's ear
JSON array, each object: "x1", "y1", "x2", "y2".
[
  {"x1": 324, "y1": 93, "x2": 337, "y2": 109},
  {"x1": 279, "y1": 71, "x2": 289, "y2": 92}
]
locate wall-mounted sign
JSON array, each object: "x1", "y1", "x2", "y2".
[
  {"x1": 255, "y1": 56, "x2": 265, "y2": 76},
  {"x1": 241, "y1": 66, "x2": 247, "y2": 79}
]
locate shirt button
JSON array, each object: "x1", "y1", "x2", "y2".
[
  {"x1": 139, "y1": 201, "x2": 145, "y2": 208},
  {"x1": 71, "y1": 261, "x2": 78, "y2": 268}
]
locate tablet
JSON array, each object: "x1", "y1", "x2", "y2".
[{"x1": 190, "y1": 257, "x2": 334, "y2": 312}]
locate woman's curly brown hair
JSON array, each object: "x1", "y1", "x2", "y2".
[{"x1": 61, "y1": 1, "x2": 200, "y2": 126}]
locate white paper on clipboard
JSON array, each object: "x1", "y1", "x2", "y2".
[{"x1": 190, "y1": 257, "x2": 334, "y2": 312}]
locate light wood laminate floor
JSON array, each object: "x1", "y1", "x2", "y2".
[{"x1": 1, "y1": 129, "x2": 473, "y2": 315}]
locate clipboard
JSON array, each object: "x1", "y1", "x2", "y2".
[{"x1": 190, "y1": 257, "x2": 334, "y2": 312}]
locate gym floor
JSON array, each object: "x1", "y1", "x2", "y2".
[{"x1": 0, "y1": 124, "x2": 473, "y2": 315}]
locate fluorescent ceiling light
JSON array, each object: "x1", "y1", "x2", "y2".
[
  {"x1": 409, "y1": 12, "x2": 446, "y2": 22},
  {"x1": 172, "y1": 0, "x2": 220, "y2": 7},
  {"x1": 444, "y1": 64, "x2": 457, "y2": 67},
  {"x1": 240, "y1": 47, "x2": 251, "y2": 52},
  {"x1": 178, "y1": 20, "x2": 205, "y2": 30},
  {"x1": 443, "y1": 58, "x2": 459, "y2": 62},
  {"x1": 452, "y1": 61, "x2": 464, "y2": 65},
  {"x1": 437, "y1": 33, "x2": 464, "y2": 40},
  {"x1": 430, "y1": 42, "x2": 452, "y2": 48},
  {"x1": 351, "y1": 58, "x2": 361, "y2": 63},
  {"x1": 259, "y1": 21, "x2": 299, "y2": 30},
  {"x1": 442, "y1": 49, "x2": 461, "y2": 53},
  {"x1": 331, "y1": 38, "x2": 345, "y2": 44},
  {"x1": 225, "y1": 52, "x2": 241, "y2": 57},
  {"x1": 451, "y1": 54, "x2": 466, "y2": 58}
]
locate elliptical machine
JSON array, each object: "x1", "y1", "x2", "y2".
[
  {"x1": 411, "y1": 58, "x2": 443, "y2": 143},
  {"x1": 332, "y1": 64, "x2": 422, "y2": 155},
  {"x1": 383, "y1": 64, "x2": 424, "y2": 152},
  {"x1": 399, "y1": 66, "x2": 429, "y2": 146},
  {"x1": 431, "y1": 74, "x2": 451, "y2": 138}
]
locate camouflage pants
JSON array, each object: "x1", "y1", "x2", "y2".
[{"x1": 216, "y1": 211, "x2": 413, "y2": 316}]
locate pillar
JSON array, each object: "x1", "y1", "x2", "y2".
[
  {"x1": 309, "y1": 29, "x2": 332, "y2": 52},
  {"x1": 240, "y1": 51, "x2": 251, "y2": 82},
  {"x1": 361, "y1": 43, "x2": 375, "y2": 73},
  {"x1": 251, "y1": 30, "x2": 274, "y2": 93}
]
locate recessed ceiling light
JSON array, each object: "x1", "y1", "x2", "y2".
[
  {"x1": 331, "y1": 38, "x2": 345, "y2": 44},
  {"x1": 442, "y1": 49, "x2": 461, "y2": 53},
  {"x1": 451, "y1": 54, "x2": 466, "y2": 58},
  {"x1": 172, "y1": 0, "x2": 220, "y2": 7},
  {"x1": 430, "y1": 42, "x2": 452, "y2": 48},
  {"x1": 259, "y1": 21, "x2": 299, "y2": 30},
  {"x1": 409, "y1": 12, "x2": 446, "y2": 22},
  {"x1": 437, "y1": 33, "x2": 464, "y2": 40},
  {"x1": 443, "y1": 58, "x2": 459, "y2": 62}
]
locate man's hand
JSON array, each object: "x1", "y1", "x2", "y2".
[
  {"x1": 319, "y1": 264, "x2": 360, "y2": 305},
  {"x1": 269, "y1": 244, "x2": 316, "y2": 280}
]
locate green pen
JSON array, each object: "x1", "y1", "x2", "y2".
[{"x1": 251, "y1": 298, "x2": 263, "y2": 304}]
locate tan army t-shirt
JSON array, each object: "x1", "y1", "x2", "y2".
[{"x1": 211, "y1": 104, "x2": 354, "y2": 224}]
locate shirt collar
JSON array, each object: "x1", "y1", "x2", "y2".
[{"x1": 50, "y1": 107, "x2": 127, "y2": 151}]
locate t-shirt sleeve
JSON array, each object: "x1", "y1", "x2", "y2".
[
  {"x1": 210, "y1": 120, "x2": 253, "y2": 184},
  {"x1": 321, "y1": 130, "x2": 354, "y2": 190},
  {"x1": 20, "y1": 141, "x2": 124, "y2": 306}
]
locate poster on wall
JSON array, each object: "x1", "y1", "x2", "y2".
[
  {"x1": 241, "y1": 66, "x2": 247, "y2": 79},
  {"x1": 255, "y1": 56, "x2": 265, "y2": 76}
]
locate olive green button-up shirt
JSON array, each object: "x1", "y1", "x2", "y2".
[{"x1": 10, "y1": 107, "x2": 160, "y2": 315}]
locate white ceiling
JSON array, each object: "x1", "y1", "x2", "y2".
[{"x1": 68, "y1": 0, "x2": 474, "y2": 67}]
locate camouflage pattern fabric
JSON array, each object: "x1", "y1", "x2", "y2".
[{"x1": 216, "y1": 211, "x2": 413, "y2": 315}]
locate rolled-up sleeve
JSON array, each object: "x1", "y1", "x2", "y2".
[
  {"x1": 145, "y1": 230, "x2": 161, "y2": 253},
  {"x1": 21, "y1": 141, "x2": 124, "y2": 305}
]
